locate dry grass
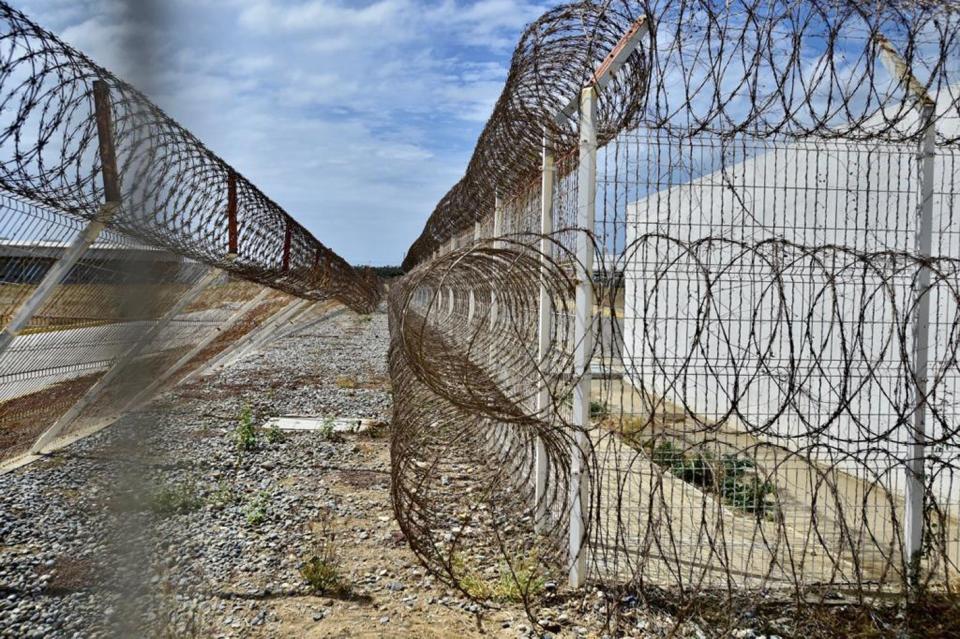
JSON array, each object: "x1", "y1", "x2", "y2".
[{"x1": 335, "y1": 376, "x2": 358, "y2": 389}]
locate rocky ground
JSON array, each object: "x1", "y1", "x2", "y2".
[
  {"x1": 0, "y1": 307, "x2": 676, "y2": 639},
  {"x1": 0, "y1": 304, "x2": 933, "y2": 639}
]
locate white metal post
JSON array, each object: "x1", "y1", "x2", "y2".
[
  {"x1": 0, "y1": 80, "x2": 121, "y2": 357},
  {"x1": 535, "y1": 132, "x2": 555, "y2": 531},
  {"x1": 31, "y1": 267, "x2": 223, "y2": 453},
  {"x1": 468, "y1": 222, "x2": 481, "y2": 324},
  {"x1": 906, "y1": 102, "x2": 936, "y2": 579},
  {"x1": 569, "y1": 86, "x2": 597, "y2": 587},
  {"x1": 124, "y1": 288, "x2": 272, "y2": 409},
  {"x1": 875, "y1": 33, "x2": 936, "y2": 583}
]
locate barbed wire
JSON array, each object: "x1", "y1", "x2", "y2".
[
  {"x1": 0, "y1": 2, "x2": 380, "y2": 313},
  {"x1": 402, "y1": 0, "x2": 960, "y2": 269},
  {"x1": 390, "y1": 235, "x2": 960, "y2": 626},
  {"x1": 390, "y1": 0, "x2": 960, "y2": 634}
]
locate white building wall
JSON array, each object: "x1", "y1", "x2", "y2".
[{"x1": 622, "y1": 103, "x2": 960, "y2": 503}]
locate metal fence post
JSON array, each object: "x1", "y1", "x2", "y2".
[
  {"x1": 535, "y1": 132, "x2": 555, "y2": 531},
  {"x1": 570, "y1": 85, "x2": 597, "y2": 587},
  {"x1": 905, "y1": 100, "x2": 936, "y2": 581},
  {"x1": 875, "y1": 33, "x2": 937, "y2": 585},
  {"x1": 31, "y1": 266, "x2": 224, "y2": 453},
  {"x1": 467, "y1": 221, "x2": 481, "y2": 323},
  {"x1": 0, "y1": 80, "x2": 120, "y2": 357},
  {"x1": 282, "y1": 222, "x2": 292, "y2": 272},
  {"x1": 227, "y1": 171, "x2": 239, "y2": 257}
]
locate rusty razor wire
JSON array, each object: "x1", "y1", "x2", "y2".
[
  {"x1": 0, "y1": 2, "x2": 380, "y2": 463},
  {"x1": 390, "y1": 0, "x2": 960, "y2": 634}
]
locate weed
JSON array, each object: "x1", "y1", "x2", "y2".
[
  {"x1": 301, "y1": 514, "x2": 348, "y2": 595},
  {"x1": 317, "y1": 417, "x2": 337, "y2": 441},
  {"x1": 209, "y1": 481, "x2": 236, "y2": 509},
  {"x1": 590, "y1": 400, "x2": 609, "y2": 420},
  {"x1": 452, "y1": 549, "x2": 546, "y2": 602},
  {"x1": 452, "y1": 554, "x2": 492, "y2": 599},
  {"x1": 234, "y1": 405, "x2": 258, "y2": 452},
  {"x1": 265, "y1": 421, "x2": 286, "y2": 444},
  {"x1": 244, "y1": 491, "x2": 270, "y2": 526},
  {"x1": 493, "y1": 550, "x2": 545, "y2": 602},
  {"x1": 150, "y1": 482, "x2": 203, "y2": 517}
]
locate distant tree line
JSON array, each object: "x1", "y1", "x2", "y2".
[{"x1": 367, "y1": 265, "x2": 404, "y2": 278}]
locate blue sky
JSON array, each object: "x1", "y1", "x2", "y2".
[{"x1": 16, "y1": 0, "x2": 559, "y2": 266}]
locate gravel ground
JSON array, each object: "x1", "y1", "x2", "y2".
[{"x1": 0, "y1": 306, "x2": 741, "y2": 638}]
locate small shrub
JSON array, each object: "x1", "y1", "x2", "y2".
[
  {"x1": 301, "y1": 556, "x2": 344, "y2": 594},
  {"x1": 265, "y1": 422, "x2": 285, "y2": 444},
  {"x1": 650, "y1": 440, "x2": 687, "y2": 475},
  {"x1": 721, "y1": 474, "x2": 776, "y2": 516},
  {"x1": 234, "y1": 405, "x2": 258, "y2": 452},
  {"x1": 245, "y1": 491, "x2": 270, "y2": 526},
  {"x1": 317, "y1": 417, "x2": 337, "y2": 441},
  {"x1": 301, "y1": 514, "x2": 348, "y2": 595},
  {"x1": 647, "y1": 441, "x2": 776, "y2": 519},
  {"x1": 589, "y1": 400, "x2": 609, "y2": 420},
  {"x1": 150, "y1": 483, "x2": 203, "y2": 517}
]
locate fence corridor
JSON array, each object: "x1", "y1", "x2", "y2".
[{"x1": 388, "y1": 0, "x2": 960, "y2": 625}]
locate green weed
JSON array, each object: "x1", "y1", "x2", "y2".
[
  {"x1": 234, "y1": 405, "x2": 258, "y2": 452},
  {"x1": 150, "y1": 482, "x2": 203, "y2": 517}
]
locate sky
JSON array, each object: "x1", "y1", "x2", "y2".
[{"x1": 16, "y1": 0, "x2": 560, "y2": 266}]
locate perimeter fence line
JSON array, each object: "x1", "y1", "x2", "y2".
[
  {"x1": 388, "y1": 0, "x2": 960, "y2": 628},
  {"x1": 0, "y1": 3, "x2": 380, "y2": 466}
]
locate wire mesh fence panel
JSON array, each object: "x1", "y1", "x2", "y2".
[
  {"x1": 0, "y1": 2, "x2": 381, "y2": 463},
  {"x1": 388, "y1": 0, "x2": 960, "y2": 629},
  {"x1": 0, "y1": 189, "x2": 300, "y2": 461}
]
